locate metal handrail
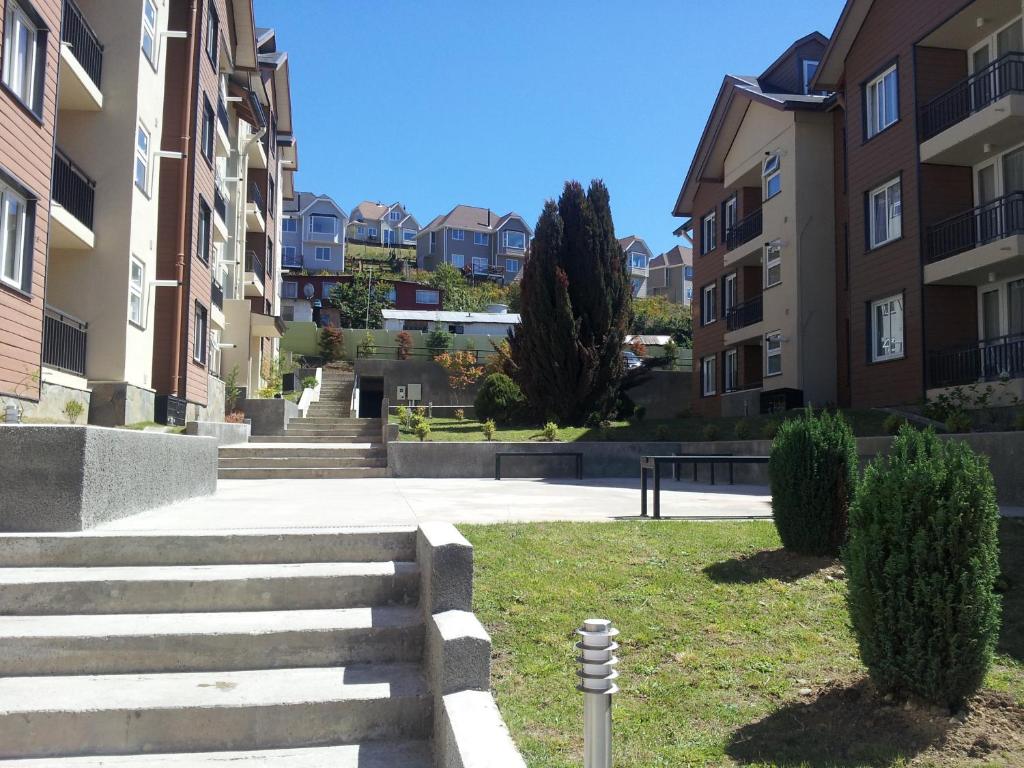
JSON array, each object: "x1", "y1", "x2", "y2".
[
  {"x1": 245, "y1": 250, "x2": 265, "y2": 284},
  {"x1": 42, "y1": 306, "x2": 88, "y2": 376},
  {"x1": 927, "y1": 333, "x2": 1024, "y2": 388},
  {"x1": 725, "y1": 208, "x2": 763, "y2": 251},
  {"x1": 925, "y1": 191, "x2": 1024, "y2": 263},
  {"x1": 52, "y1": 149, "x2": 96, "y2": 230},
  {"x1": 725, "y1": 294, "x2": 764, "y2": 331},
  {"x1": 920, "y1": 51, "x2": 1024, "y2": 140},
  {"x1": 61, "y1": 0, "x2": 103, "y2": 88}
]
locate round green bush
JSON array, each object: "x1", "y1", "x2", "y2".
[
  {"x1": 734, "y1": 419, "x2": 752, "y2": 440},
  {"x1": 702, "y1": 423, "x2": 720, "y2": 441},
  {"x1": 846, "y1": 426, "x2": 1001, "y2": 708},
  {"x1": 474, "y1": 373, "x2": 526, "y2": 426},
  {"x1": 883, "y1": 413, "x2": 907, "y2": 435},
  {"x1": 768, "y1": 407, "x2": 857, "y2": 557}
]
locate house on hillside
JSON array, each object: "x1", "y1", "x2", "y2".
[
  {"x1": 382, "y1": 308, "x2": 520, "y2": 336},
  {"x1": 619, "y1": 236, "x2": 655, "y2": 297},
  {"x1": 281, "y1": 191, "x2": 348, "y2": 273},
  {"x1": 347, "y1": 201, "x2": 420, "y2": 247},
  {"x1": 415, "y1": 205, "x2": 531, "y2": 283},
  {"x1": 279, "y1": 276, "x2": 443, "y2": 326},
  {"x1": 648, "y1": 245, "x2": 694, "y2": 305}
]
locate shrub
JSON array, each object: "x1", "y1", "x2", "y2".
[
  {"x1": 414, "y1": 419, "x2": 431, "y2": 442},
  {"x1": 734, "y1": 419, "x2": 752, "y2": 440},
  {"x1": 318, "y1": 327, "x2": 345, "y2": 362},
  {"x1": 454, "y1": 408, "x2": 465, "y2": 422},
  {"x1": 357, "y1": 331, "x2": 377, "y2": 358},
  {"x1": 63, "y1": 400, "x2": 84, "y2": 424},
  {"x1": 702, "y1": 423, "x2": 720, "y2": 442},
  {"x1": 482, "y1": 419, "x2": 496, "y2": 441},
  {"x1": 768, "y1": 407, "x2": 857, "y2": 557},
  {"x1": 435, "y1": 350, "x2": 484, "y2": 392},
  {"x1": 761, "y1": 419, "x2": 781, "y2": 440},
  {"x1": 426, "y1": 329, "x2": 451, "y2": 359},
  {"x1": 663, "y1": 339, "x2": 679, "y2": 369},
  {"x1": 395, "y1": 331, "x2": 413, "y2": 360},
  {"x1": 301, "y1": 375, "x2": 318, "y2": 390},
  {"x1": 629, "y1": 339, "x2": 647, "y2": 358},
  {"x1": 542, "y1": 421, "x2": 558, "y2": 441},
  {"x1": 883, "y1": 412, "x2": 907, "y2": 435},
  {"x1": 945, "y1": 410, "x2": 972, "y2": 433},
  {"x1": 474, "y1": 373, "x2": 526, "y2": 426},
  {"x1": 395, "y1": 405, "x2": 409, "y2": 428},
  {"x1": 414, "y1": 405, "x2": 427, "y2": 419},
  {"x1": 225, "y1": 410, "x2": 245, "y2": 424},
  {"x1": 846, "y1": 427, "x2": 1001, "y2": 708}
]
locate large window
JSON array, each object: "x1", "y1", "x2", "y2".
[
  {"x1": 135, "y1": 124, "x2": 151, "y2": 193},
  {"x1": 2, "y1": 2, "x2": 42, "y2": 113},
  {"x1": 204, "y1": 0, "x2": 219, "y2": 65},
  {"x1": 403, "y1": 229, "x2": 416, "y2": 242},
  {"x1": 1, "y1": 181, "x2": 29, "y2": 291},
  {"x1": 201, "y1": 98, "x2": 215, "y2": 162},
  {"x1": 701, "y1": 211, "x2": 717, "y2": 255},
  {"x1": 282, "y1": 217, "x2": 297, "y2": 233},
  {"x1": 765, "y1": 331, "x2": 783, "y2": 376},
  {"x1": 310, "y1": 215, "x2": 337, "y2": 235},
  {"x1": 281, "y1": 281, "x2": 297, "y2": 299},
  {"x1": 141, "y1": 0, "x2": 158, "y2": 64},
  {"x1": 209, "y1": 328, "x2": 221, "y2": 376},
  {"x1": 871, "y1": 293, "x2": 904, "y2": 362},
  {"x1": 724, "y1": 348, "x2": 738, "y2": 392},
  {"x1": 472, "y1": 256, "x2": 488, "y2": 274},
  {"x1": 866, "y1": 64, "x2": 898, "y2": 138},
  {"x1": 630, "y1": 251, "x2": 647, "y2": 270},
  {"x1": 128, "y1": 257, "x2": 145, "y2": 326},
  {"x1": 416, "y1": 289, "x2": 440, "y2": 305},
  {"x1": 701, "y1": 283, "x2": 717, "y2": 325},
  {"x1": 702, "y1": 355, "x2": 717, "y2": 396},
  {"x1": 389, "y1": 209, "x2": 401, "y2": 221},
  {"x1": 282, "y1": 245, "x2": 297, "y2": 264},
  {"x1": 315, "y1": 246, "x2": 331, "y2": 261},
  {"x1": 193, "y1": 302, "x2": 208, "y2": 365},
  {"x1": 765, "y1": 241, "x2": 782, "y2": 287},
  {"x1": 503, "y1": 230, "x2": 526, "y2": 250},
  {"x1": 197, "y1": 200, "x2": 211, "y2": 263},
  {"x1": 869, "y1": 177, "x2": 901, "y2": 249},
  {"x1": 763, "y1": 154, "x2": 781, "y2": 200},
  {"x1": 451, "y1": 228, "x2": 465, "y2": 241},
  {"x1": 367, "y1": 226, "x2": 378, "y2": 238},
  {"x1": 451, "y1": 253, "x2": 465, "y2": 268},
  {"x1": 474, "y1": 232, "x2": 489, "y2": 246},
  {"x1": 505, "y1": 258, "x2": 519, "y2": 273}
]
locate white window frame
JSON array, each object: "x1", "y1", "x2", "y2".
[
  {"x1": 763, "y1": 154, "x2": 781, "y2": 200},
  {"x1": 723, "y1": 196, "x2": 737, "y2": 236},
  {"x1": 802, "y1": 59, "x2": 819, "y2": 94},
  {"x1": 128, "y1": 256, "x2": 145, "y2": 327},
  {"x1": 473, "y1": 232, "x2": 489, "y2": 246},
  {"x1": 472, "y1": 256, "x2": 488, "y2": 273},
  {"x1": 389, "y1": 209, "x2": 401, "y2": 221},
  {"x1": 403, "y1": 229, "x2": 416, "y2": 241},
  {"x1": 356, "y1": 225, "x2": 367, "y2": 237},
  {"x1": 141, "y1": 0, "x2": 158, "y2": 64},
  {"x1": 724, "y1": 348, "x2": 738, "y2": 392},
  {"x1": 209, "y1": 328, "x2": 221, "y2": 376},
  {"x1": 367, "y1": 226, "x2": 378, "y2": 238},
  {"x1": 765, "y1": 241, "x2": 782, "y2": 287},
  {"x1": 701, "y1": 211, "x2": 717, "y2": 254},
  {"x1": 503, "y1": 230, "x2": 526, "y2": 250},
  {"x1": 451, "y1": 228, "x2": 465, "y2": 241},
  {"x1": 0, "y1": 182, "x2": 28, "y2": 291},
  {"x1": 416, "y1": 289, "x2": 439, "y2": 305},
  {"x1": 281, "y1": 217, "x2": 297, "y2": 233},
  {"x1": 723, "y1": 272, "x2": 737, "y2": 314},
  {"x1": 193, "y1": 302, "x2": 208, "y2": 365},
  {"x1": 314, "y1": 246, "x2": 331, "y2": 262},
  {"x1": 871, "y1": 293, "x2": 905, "y2": 362},
  {"x1": 135, "y1": 123, "x2": 151, "y2": 193},
  {"x1": 701, "y1": 284, "x2": 717, "y2": 325},
  {"x1": 2, "y1": 2, "x2": 39, "y2": 109},
  {"x1": 630, "y1": 251, "x2": 647, "y2": 270},
  {"x1": 451, "y1": 253, "x2": 465, "y2": 268},
  {"x1": 869, "y1": 177, "x2": 902, "y2": 249},
  {"x1": 309, "y1": 215, "x2": 337, "y2": 235},
  {"x1": 701, "y1": 355, "x2": 717, "y2": 396},
  {"x1": 505, "y1": 258, "x2": 519, "y2": 273},
  {"x1": 765, "y1": 331, "x2": 783, "y2": 376},
  {"x1": 866, "y1": 64, "x2": 898, "y2": 138},
  {"x1": 281, "y1": 280, "x2": 298, "y2": 299}
]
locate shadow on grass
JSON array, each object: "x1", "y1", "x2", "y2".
[
  {"x1": 998, "y1": 519, "x2": 1024, "y2": 662},
  {"x1": 703, "y1": 547, "x2": 836, "y2": 584}
]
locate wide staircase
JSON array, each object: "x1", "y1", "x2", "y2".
[
  {"x1": 0, "y1": 527, "x2": 433, "y2": 765},
  {"x1": 219, "y1": 366, "x2": 387, "y2": 480}
]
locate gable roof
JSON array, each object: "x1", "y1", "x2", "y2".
[
  {"x1": 350, "y1": 201, "x2": 411, "y2": 223},
  {"x1": 650, "y1": 245, "x2": 691, "y2": 269},
  {"x1": 814, "y1": 0, "x2": 873, "y2": 90},
  {"x1": 420, "y1": 205, "x2": 532, "y2": 236},
  {"x1": 288, "y1": 191, "x2": 348, "y2": 220},
  {"x1": 618, "y1": 236, "x2": 652, "y2": 254},
  {"x1": 759, "y1": 31, "x2": 829, "y2": 88}
]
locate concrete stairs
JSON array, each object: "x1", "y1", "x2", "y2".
[
  {"x1": 0, "y1": 527, "x2": 434, "y2": 765},
  {"x1": 219, "y1": 367, "x2": 388, "y2": 479}
]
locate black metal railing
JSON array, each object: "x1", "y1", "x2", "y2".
[
  {"x1": 245, "y1": 250, "x2": 265, "y2": 285},
  {"x1": 52, "y1": 149, "x2": 95, "y2": 230},
  {"x1": 211, "y1": 281, "x2": 223, "y2": 310},
  {"x1": 920, "y1": 51, "x2": 1024, "y2": 140},
  {"x1": 42, "y1": 306, "x2": 87, "y2": 377},
  {"x1": 214, "y1": 188, "x2": 227, "y2": 221},
  {"x1": 217, "y1": 97, "x2": 229, "y2": 132},
  {"x1": 925, "y1": 191, "x2": 1024, "y2": 263},
  {"x1": 927, "y1": 334, "x2": 1024, "y2": 388},
  {"x1": 248, "y1": 183, "x2": 264, "y2": 211},
  {"x1": 725, "y1": 208, "x2": 762, "y2": 251},
  {"x1": 725, "y1": 294, "x2": 764, "y2": 331},
  {"x1": 61, "y1": 0, "x2": 103, "y2": 89}
]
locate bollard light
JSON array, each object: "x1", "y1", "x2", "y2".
[{"x1": 576, "y1": 618, "x2": 619, "y2": 768}]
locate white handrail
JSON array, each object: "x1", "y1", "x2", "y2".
[{"x1": 297, "y1": 367, "x2": 322, "y2": 417}]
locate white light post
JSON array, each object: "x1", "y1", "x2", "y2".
[{"x1": 576, "y1": 618, "x2": 619, "y2": 768}]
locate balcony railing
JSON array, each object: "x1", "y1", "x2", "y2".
[
  {"x1": 248, "y1": 183, "x2": 264, "y2": 211},
  {"x1": 725, "y1": 208, "x2": 762, "y2": 251},
  {"x1": 214, "y1": 189, "x2": 227, "y2": 221},
  {"x1": 925, "y1": 191, "x2": 1024, "y2": 263},
  {"x1": 42, "y1": 306, "x2": 87, "y2": 377},
  {"x1": 61, "y1": 0, "x2": 103, "y2": 89},
  {"x1": 282, "y1": 250, "x2": 303, "y2": 268},
  {"x1": 52, "y1": 149, "x2": 95, "y2": 230},
  {"x1": 217, "y1": 97, "x2": 229, "y2": 132},
  {"x1": 211, "y1": 280, "x2": 223, "y2": 311},
  {"x1": 920, "y1": 51, "x2": 1024, "y2": 141},
  {"x1": 927, "y1": 334, "x2": 1024, "y2": 388},
  {"x1": 245, "y1": 250, "x2": 265, "y2": 284},
  {"x1": 725, "y1": 294, "x2": 764, "y2": 331}
]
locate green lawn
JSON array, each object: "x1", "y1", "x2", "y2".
[
  {"x1": 394, "y1": 409, "x2": 893, "y2": 443},
  {"x1": 462, "y1": 520, "x2": 1024, "y2": 767},
  {"x1": 344, "y1": 242, "x2": 415, "y2": 265}
]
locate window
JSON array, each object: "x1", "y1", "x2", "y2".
[
  {"x1": 385, "y1": 286, "x2": 397, "y2": 303},
  {"x1": 205, "y1": 0, "x2": 219, "y2": 65},
  {"x1": 866, "y1": 64, "x2": 898, "y2": 138},
  {"x1": 390, "y1": 209, "x2": 401, "y2": 221},
  {"x1": 723, "y1": 196, "x2": 737, "y2": 239},
  {"x1": 630, "y1": 251, "x2": 647, "y2": 269},
  {"x1": 282, "y1": 246, "x2": 297, "y2": 265},
  {"x1": 505, "y1": 258, "x2": 519, "y2": 273},
  {"x1": 684, "y1": 265, "x2": 694, "y2": 281},
  {"x1": 405, "y1": 319, "x2": 429, "y2": 332},
  {"x1": 315, "y1": 246, "x2": 331, "y2": 261},
  {"x1": 201, "y1": 98, "x2": 215, "y2": 162},
  {"x1": 135, "y1": 124, "x2": 151, "y2": 193},
  {"x1": 448, "y1": 324, "x2": 465, "y2": 335},
  {"x1": 701, "y1": 211, "x2": 716, "y2": 254},
  {"x1": 429, "y1": 231, "x2": 436, "y2": 252},
  {"x1": 403, "y1": 229, "x2": 416, "y2": 242},
  {"x1": 322, "y1": 282, "x2": 336, "y2": 299},
  {"x1": 503, "y1": 230, "x2": 526, "y2": 250},
  {"x1": 193, "y1": 302, "x2": 208, "y2": 364},
  {"x1": 209, "y1": 328, "x2": 221, "y2": 375},
  {"x1": 631, "y1": 277, "x2": 643, "y2": 296},
  {"x1": 765, "y1": 241, "x2": 782, "y2": 287},
  {"x1": 701, "y1": 284, "x2": 717, "y2": 325},
  {"x1": 702, "y1": 355, "x2": 717, "y2": 396},
  {"x1": 141, "y1": 0, "x2": 158, "y2": 64},
  {"x1": 765, "y1": 332, "x2": 783, "y2": 376},
  {"x1": 763, "y1": 154, "x2": 781, "y2": 200},
  {"x1": 871, "y1": 294, "x2": 905, "y2": 362},
  {"x1": 451, "y1": 228, "x2": 465, "y2": 241},
  {"x1": 451, "y1": 253, "x2": 465, "y2": 268},
  {"x1": 802, "y1": 59, "x2": 820, "y2": 94},
  {"x1": 382, "y1": 229, "x2": 394, "y2": 245},
  {"x1": 869, "y1": 177, "x2": 901, "y2": 249},
  {"x1": 2, "y1": 2, "x2": 41, "y2": 112},
  {"x1": 310, "y1": 215, "x2": 337, "y2": 235},
  {"x1": 724, "y1": 348, "x2": 738, "y2": 392},
  {"x1": 281, "y1": 281, "x2": 297, "y2": 299},
  {"x1": 723, "y1": 272, "x2": 737, "y2": 314},
  {"x1": 197, "y1": 200, "x2": 211, "y2": 263},
  {"x1": 367, "y1": 226, "x2": 378, "y2": 238},
  {"x1": 356, "y1": 225, "x2": 366, "y2": 237},
  {"x1": 128, "y1": 257, "x2": 145, "y2": 326},
  {"x1": 0, "y1": 181, "x2": 29, "y2": 291},
  {"x1": 416, "y1": 289, "x2": 440, "y2": 305},
  {"x1": 474, "y1": 232, "x2": 489, "y2": 246},
  {"x1": 472, "y1": 256, "x2": 488, "y2": 274},
  {"x1": 282, "y1": 217, "x2": 297, "y2": 233}
]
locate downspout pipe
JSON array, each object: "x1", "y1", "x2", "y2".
[{"x1": 169, "y1": 0, "x2": 201, "y2": 397}]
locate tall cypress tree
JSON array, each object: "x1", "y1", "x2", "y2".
[{"x1": 511, "y1": 180, "x2": 631, "y2": 424}]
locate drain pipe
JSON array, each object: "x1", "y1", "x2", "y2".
[
  {"x1": 576, "y1": 618, "x2": 619, "y2": 768},
  {"x1": 168, "y1": 0, "x2": 200, "y2": 397}
]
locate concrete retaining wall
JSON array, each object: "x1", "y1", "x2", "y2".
[
  {"x1": 628, "y1": 370, "x2": 692, "y2": 420},
  {"x1": 88, "y1": 382, "x2": 155, "y2": 426},
  {"x1": 184, "y1": 420, "x2": 251, "y2": 446},
  {"x1": 356, "y1": 358, "x2": 482, "y2": 409},
  {"x1": 0, "y1": 426, "x2": 217, "y2": 532},
  {"x1": 242, "y1": 398, "x2": 300, "y2": 436}
]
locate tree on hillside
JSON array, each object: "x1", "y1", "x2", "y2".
[
  {"x1": 328, "y1": 272, "x2": 394, "y2": 328},
  {"x1": 510, "y1": 180, "x2": 631, "y2": 424},
  {"x1": 631, "y1": 296, "x2": 692, "y2": 346}
]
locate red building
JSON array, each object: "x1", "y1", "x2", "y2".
[{"x1": 279, "y1": 275, "x2": 443, "y2": 325}]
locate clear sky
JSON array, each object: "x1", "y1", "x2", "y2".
[{"x1": 255, "y1": 0, "x2": 846, "y2": 256}]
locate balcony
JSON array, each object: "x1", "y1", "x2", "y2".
[
  {"x1": 244, "y1": 251, "x2": 265, "y2": 297},
  {"x1": 212, "y1": 188, "x2": 229, "y2": 241},
  {"x1": 58, "y1": 0, "x2": 103, "y2": 111},
  {"x1": 50, "y1": 150, "x2": 96, "y2": 250},
  {"x1": 282, "y1": 250, "x2": 303, "y2": 269},
  {"x1": 924, "y1": 192, "x2": 1024, "y2": 285},
  {"x1": 247, "y1": 136, "x2": 268, "y2": 169},
  {"x1": 215, "y1": 98, "x2": 230, "y2": 157},
  {"x1": 927, "y1": 334, "x2": 1024, "y2": 389},
  {"x1": 724, "y1": 209, "x2": 763, "y2": 266},
  {"x1": 42, "y1": 306, "x2": 87, "y2": 378},
  {"x1": 211, "y1": 281, "x2": 224, "y2": 311},
  {"x1": 245, "y1": 184, "x2": 265, "y2": 232},
  {"x1": 920, "y1": 52, "x2": 1024, "y2": 166},
  {"x1": 725, "y1": 295, "x2": 764, "y2": 332}
]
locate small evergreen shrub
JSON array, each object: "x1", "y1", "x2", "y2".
[
  {"x1": 702, "y1": 423, "x2": 720, "y2": 442},
  {"x1": 846, "y1": 427, "x2": 1001, "y2": 708},
  {"x1": 768, "y1": 407, "x2": 856, "y2": 557},
  {"x1": 542, "y1": 421, "x2": 558, "y2": 441},
  {"x1": 426, "y1": 329, "x2": 452, "y2": 359},
  {"x1": 454, "y1": 408, "x2": 465, "y2": 422},
  {"x1": 482, "y1": 419, "x2": 496, "y2": 441},
  {"x1": 395, "y1": 405, "x2": 409, "y2": 428},
  {"x1": 474, "y1": 373, "x2": 526, "y2": 425},
  {"x1": 734, "y1": 419, "x2": 752, "y2": 440},
  {"x1": 945, "y1": 410, "x2": 972, "y2": 433},
  {"x1": 63, "y1": 400, "x2": 84, "y2": 424},
  {"x1": 883, "y1": 413, "x2": 907, "y2": 435},
  {"x1": 301, "y1": 376, "x2": 318, "y2": 390},
  {"x1": 414, "y1": 419, "x2": 431, "y2": 442},
  {"x1": 318, "y1": 328, "x2": 345, "y2": 362}
]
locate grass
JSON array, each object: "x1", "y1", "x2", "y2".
[
  {"x1": 462, "y1": 520, "x2": 1024, "y2": 767},
  {"x1": 122, "y1": 421, "x2": 185, "y2": 433},
  {"x1": 343, "y1": 242, "x2": 415, "y2": 265},
  {"x1": 392, "y1": 409, "x2": 893, "y2": 443}
]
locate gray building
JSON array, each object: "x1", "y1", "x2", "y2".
[
  {"x1": 618, "y1": 236, "x2": 655, "y2": 297},
  {"x1": 416, "y1": 205, "x2": 531, "y2": 282},
  {"x1": 281, "y1": 191, "x2": 349, "y2": 273},
  {"x1": 648, "y1": 245, "x2": 694, "y2": 306},
  {"x1": 347, "y1": 201, "x2": 420, "y2": 246}
]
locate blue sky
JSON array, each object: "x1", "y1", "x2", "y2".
[{"x1": 255, "y1": 0, "x2": 846, "y2": 256}]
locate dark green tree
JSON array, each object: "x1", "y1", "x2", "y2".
[
  {"x1": 510, "y1": 180, "x2": 631, "y2": 424},
  {"x1": 328, "y1": 273, "x2": 394, "y2": 329}
]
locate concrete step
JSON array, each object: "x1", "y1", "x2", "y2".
[
  {"x1": 292, "y1": 418, "x2": 374, "y2": 425},
  {"x1": 0, "y1": 528, "x2": 416, "y2": 567},
  {"x1": 0, "y1": 663, "x2": 431, "y2": 759},
  {"x1": 218, "y1": 457, "x2": 387, "y2": 469},
  {"x1": 220, "y1": 447, "x2": 386, "y2": 459},
  {"x1": 248, "y1": 436, "x2": 381, "y2": 444},
  {"x1": 0, "y1": 741, "x2": 433, "y2": 767},
  {"x1": 283, "y1": 430, "x2": 381, "y2": 438},
  {"x1": 218, "y1": 467, "x2": 389, "y2": 480},
  {"x1": 0, "y1": 606, "x2": 423, "y2": 675},
  {"x1": 0, "y1": 561, "x2": 418, "y2": 615}
]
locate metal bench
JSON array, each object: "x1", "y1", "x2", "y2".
[
  {"x1": 640, "y1": 454, "x2": 770, "y2": 519},
  {"x1": 495, "y1": 451, "x2": 584, "y2": 480}
]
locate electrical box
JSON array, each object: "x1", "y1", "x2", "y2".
[
  {"x1": 408, "y1": 383, "x2": 422, "y2": 402},
  {"x1": 396, "y1": 385, "x2": 407, "y2": 401}
]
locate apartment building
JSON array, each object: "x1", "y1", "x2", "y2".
[
  {"x1": 618, "y1": 236, "x2": 655, "y2": 297},
  {"x1": 415, "y1": 204, "x2": 531, "y2": 282},
  {"x1": 673, "y1": 33, "x2": 837, "y2": 417},
  {"x1": 279, "y1": 275, "x2": 443, "y2": 325},
  {"x1": 816, "y1": 0, "x2": 1024, "y2": 408},
  {"x1": 648, "y1": 245, "x2": 694, "y2": 306},
  {"x1": 281, "y1": 190, "x2": 347, "y2": 273},
  {"x1": 347, "y1": 200, "x2": 419, "y2": 247}
]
